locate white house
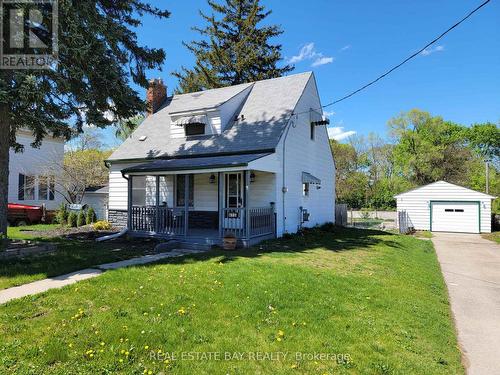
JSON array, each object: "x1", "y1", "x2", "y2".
[
  {"x1": 106, "y1": 72, "x2": 336, "y2": 246},
  {"x1": 8, "y1": 129, "x2": 65, "y2": 211},
  {"x1": 395, "y1": 181, "x2": 496, "y2": 234}
]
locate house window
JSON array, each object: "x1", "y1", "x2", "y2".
[
  {"x1": 38, "y1": 176, "x2": 55, "y2": 201},
  {"x1": 176, "y1": 174, "x2": 194, "y2": 207},
  {"x1": 303, "y1": 183, "x2": 310, "y2": 197},
  {"x1": 18, "y1": 174, "x2": 36, "y2": 200},
  {"x1": 131, "y1": 176, "x2": 147, "y2": 206},
  {"x1": 310, "y1": 123, "x2": 315, "y2": 140},
  {"x1": 184, "y1": 123, "x2": 205, "y2": 136}
]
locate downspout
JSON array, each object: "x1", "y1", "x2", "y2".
[{"x1": 281, "y1": 116, "x2": 297, "y2": 234}]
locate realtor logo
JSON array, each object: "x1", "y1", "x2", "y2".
[{"x1": 0, "y1": 0, "x2": 58, "y2": 69}]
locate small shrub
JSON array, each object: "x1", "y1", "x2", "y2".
[
  {"x1": 86, "y1": 207, "x2": 96, "y2": 225},
  {"x1": 318, "y1": 222, "x2": 336, "y2": 232},
  {"x1": 77, "y1": 210, "x2": 86, "y2": 227},
  {"x1": 93, "y1": 220, "x2": 112, "y2": 231},
  {"x1": 55, "y1": 203, "x2": 68, "y2": 225},
  {"x1": 67, "y1": 212, "x2": 78, "y2": 227}
]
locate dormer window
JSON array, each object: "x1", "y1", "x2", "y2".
[
  {"x1": 184, "y1": 122, "x2": 205, "y2": 136},
  {"x1": 172, "y1": 114, "x2": 208, "y2": 137}
]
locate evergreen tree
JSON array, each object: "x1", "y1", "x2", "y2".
[
  {"x1": 173, "y1": 0, "x2": 293, "y2": 93},
  {"x1": 0, "y1": 1, "x2": 170, "y2": 237}
]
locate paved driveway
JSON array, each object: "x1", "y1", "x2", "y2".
[{"x1": 432, "y1": 232, "x2": 500, "y2": 375}]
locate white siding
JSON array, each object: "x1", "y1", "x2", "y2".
[
  {"x1": 248, "y1": 171, "x2": 276, "y2": 208},
  {"x1": 219, "y1": 85, "x2": 253, "y2": 131},
  {"x1": 8, "y1": 132, "x2": 65, "y2": 210},
  {"x1": 193, "y1": 173, "x2": 218, "y2": 211},
  {"x1": 396, "y1": 181, "x2": 493, "y2": 233},
  {"x1": 108, "y1": 162, "x2": 139, "y2": 210},
  {"x1": 82, "y1": 193, "x2": 108, "y2": 220},
  {"x1": 275, "y1": 76, "x2": 335, "y2": 235}
]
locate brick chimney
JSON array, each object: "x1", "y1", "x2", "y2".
[{"x1": 146, "y1": 78, "x2": 167, "y2": 115}]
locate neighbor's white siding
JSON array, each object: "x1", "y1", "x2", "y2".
[
  {"x1": 275, "y1": 76, "x2": 335, "y2": 236},
  {"x1": 8, "y1": 131, "x2": 65, "y2": 210},
  {"x1": 396, "y1": 181, "x2": 493, "y2": 233},
  {"x1": 82, "y1": 193, "x2": 108, "y2": 220}
]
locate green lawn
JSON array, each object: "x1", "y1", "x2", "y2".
[
  {"x1": 0, "y1": 227, "x2": 462, "y2": 374},
  {"x1": 0, "y1": 225, "x2": 156, "y2": 290},
  {"x1": 482, "y1": 231, "x2": 500, "y2": 244},
  {"x1": 414, "y1": 231, "x2": 433, "y2": 239}
]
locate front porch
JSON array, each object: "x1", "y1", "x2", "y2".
[{"x1": 124, "y1": 170, "x2": 276, "y2": 247}]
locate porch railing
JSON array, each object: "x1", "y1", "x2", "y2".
[
  {"x1": 130, "y1": 206, "x2": 185, "y2": 236},
  {"x1": 157, "y1": 207, "x2": 185, "y2": 236},
  {"x1": 222, "y1": 207, "x2": 246, "y2": 238},
  {"x1": 249, "y1": 207, "x2": 275, "y2": 237},
  {"x1": 131, "y1": 205, "x2": 275, "y2": 240}
]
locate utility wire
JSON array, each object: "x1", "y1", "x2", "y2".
[{"x1": 295, "y1": 0, "x2": 492, "y2": 116}]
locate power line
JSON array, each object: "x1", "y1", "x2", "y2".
[{"x1": 296, "y1": 0, "x2": 492, "y2": 116}]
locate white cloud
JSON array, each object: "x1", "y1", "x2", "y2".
[
  {"x1": 312, "y1": 56, "x2": 334, "y2": 67},
  {"x1": 421, "y1": 45, "x2": 444, "y2": 56},
  {"x1": 288, "y1": 42, "x2": 334, "y2": 67},
  {"x1": 288, "y1": 43, "x2": 316, "y2": 63},
  {"x1": 327, "y1": 126, "x2": 356, "y2": 141},
  {"x1": 340, "y1": 44, "x2": 351, "y2": 52},
  {"x1": 323, "y1": 110, "x2": 335, "y2": 117}
]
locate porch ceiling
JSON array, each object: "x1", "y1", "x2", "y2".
[{"x1": 121, "y1": 153, "x2": 271, "y2": 174}]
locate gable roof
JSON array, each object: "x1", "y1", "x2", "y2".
[
  {"x1": 394, "y1": 181, "x2": 496, "y2": 199},
  {"x1": 108, "y1": 72, "x2": 313, "y2": 162}
]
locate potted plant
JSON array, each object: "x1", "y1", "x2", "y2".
[{"x1": 223, "y1": 232, "x2": 237, "y2": 250}]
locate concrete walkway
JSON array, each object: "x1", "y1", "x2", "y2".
[
  {"x1": 0, "y1": 248, "x2": 206, "y2": 305},
  {"x1": 432, "y1": 232, "x2": 500, "y2": 375}
]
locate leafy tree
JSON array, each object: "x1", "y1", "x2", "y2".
[
  {"x1": 0, "y1": 1, "x2": 170, "y2": 237},
  {"x1": 173, "y1": 0, "x2": 293, "y2": 92},
  {"x1": 388, "y1": 109, "x2": 470, "y2": 185},
  {"x1": 115, "y1": 114, "x2": 145, "y2": 141},
  {"x1": 466, "y1": 122, "x2": 500, "y2": 165},
  {"x1": 47, "y1": 149, "x2": 112, "y2": 204}
]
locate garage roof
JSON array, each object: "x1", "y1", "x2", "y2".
[{"x1": 394, "y1": 181, "x2": 496, "y2": 199}]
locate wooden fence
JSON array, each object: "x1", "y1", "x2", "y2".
[
  {"x1": 397, "y1": 210, "x2": 413, "y2": 234},
  {"x1": 335, "y1": 204, "x2": 348, "y2": 226}
]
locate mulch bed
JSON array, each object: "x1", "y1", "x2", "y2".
[{"x1": 18, "y1": 225, "x2": 118, "y2": 241}]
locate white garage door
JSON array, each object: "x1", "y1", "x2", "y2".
[{"x1": 431, "y1": 202, "x2": 480, "y2": 233}]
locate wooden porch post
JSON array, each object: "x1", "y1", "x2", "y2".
[
  {"x1": 127, "y1": 175, "x2": 132, "y2": 230},
  {"x1": 245, "y1": 170, "x2": 250, "y2": 240},
  {"x1": 184, "y1": 174, "x2": 189, "y2": 239},
  {"x1": 218, "y1": 172, "x2": 224, "y2": 239},
  {"x1": 155, "y1": 176, "x2": 160, "y2": 233}
]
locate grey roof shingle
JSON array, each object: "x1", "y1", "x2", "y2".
[
  {"x1": 122, "y1": 153, "x2": 270, "y2": 173},
  {"x1": 108, "y1": 72, "x2": 313, "y2": 162}
]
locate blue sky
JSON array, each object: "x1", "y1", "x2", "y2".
[{"x1": 101, "y1": 0, "x2": 500, "y2": 147}]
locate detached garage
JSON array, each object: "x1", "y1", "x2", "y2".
[{"x1": 395, "y1": 181, "x2": 496, "y2": 234}]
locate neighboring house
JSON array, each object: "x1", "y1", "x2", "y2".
[
  {"x1": 107, "y1": 72, "x2": 335, "y2": 246},
  {"x1": 82, "y1": 186, "x2": 109, "y2": 220},
  {"x1": 395, "y1": 181, "x2": 496, "y2": 234},
  {"x1": 8, "y1": 129, "x2": 64, "y2": 211}
]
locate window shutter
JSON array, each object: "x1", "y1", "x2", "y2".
[{"x1": 18, "y1": 174, "x2": 25, "y2": 200}]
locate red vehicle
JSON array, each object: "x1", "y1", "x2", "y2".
[{"x1": 7, "y1": 203, "x2": 44, "y2": 226}]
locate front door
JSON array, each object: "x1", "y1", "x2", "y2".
[{"x1": 224, "y1": 172, "x2": 245, "y2": 232}]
